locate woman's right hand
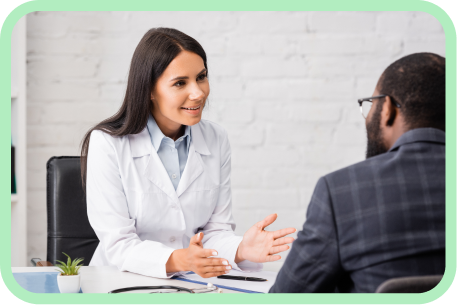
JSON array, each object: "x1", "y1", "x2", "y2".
[{"x1": 166, "y1": 232, "x2": 232, "y2": 278}]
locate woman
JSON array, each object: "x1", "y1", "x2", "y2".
[{"x1": 81, "y1": 28, "x2": 295, "y2": 279}]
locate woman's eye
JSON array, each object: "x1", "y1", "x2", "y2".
[
  {"x1": 197, "y1": 74, "x2": 207, "y2": 81},
  {"x1": 174, "y1": 81, "x2": 185, "y2": 87}
]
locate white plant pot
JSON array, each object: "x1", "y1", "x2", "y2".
[{"x1": 57, "y1": 273, "x2": 80, "y2": 293}]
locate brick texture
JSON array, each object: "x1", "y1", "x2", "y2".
[{"x1": 26, "y1": 11, "x2": 445, "y2": 269}]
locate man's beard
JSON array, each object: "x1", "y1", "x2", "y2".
[{"x1": 365, "y1": 106, "x2": 388, "y2": 159}]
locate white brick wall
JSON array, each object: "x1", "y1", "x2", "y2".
[{"x1": 26, "y1": 11, "x2": 445, "y2": 270}]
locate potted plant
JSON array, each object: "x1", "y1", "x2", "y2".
[{"x1": 55, "y1": 252, "x2": 84, "y2": 293}]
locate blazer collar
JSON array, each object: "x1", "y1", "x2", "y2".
[{"x1": 388, "y1": 127, "x2": 445, "y2": 152}]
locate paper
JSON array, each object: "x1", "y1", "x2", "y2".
[{"x1": 180, "y1": 270, "x2": 278, "y2": 293}]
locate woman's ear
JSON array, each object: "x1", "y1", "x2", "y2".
[{"x1": 381, "y1": 96, "x2": 397, "y2": 127}]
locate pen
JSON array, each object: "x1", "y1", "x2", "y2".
[{"x1": 216, "y1": 275, "x2": 267, "y2": 282}]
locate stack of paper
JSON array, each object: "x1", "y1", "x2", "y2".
[{"x1": 179, "y1": 270, "x2": 278, "y2": 293}]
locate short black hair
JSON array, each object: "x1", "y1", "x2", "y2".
[{"x1": 378, "y1": 52, "x2": 445, "y2": 131}]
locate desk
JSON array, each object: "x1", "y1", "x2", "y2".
[{"x1": 12, "y1": 266, "x2": 242, "y2": 293}]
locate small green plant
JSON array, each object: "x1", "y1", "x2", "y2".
[{"x1": 55, "y1": 252, "x2": 84, "y2": 276}]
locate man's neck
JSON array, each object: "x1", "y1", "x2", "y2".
[{"x1": 385, "y1": 119, "x2": 408, "y2": 150}]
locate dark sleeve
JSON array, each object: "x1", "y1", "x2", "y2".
[{"x1": 269, "y1": 177, "x2": 342, "y2": 293}]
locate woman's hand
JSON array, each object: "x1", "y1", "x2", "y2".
[
  {"x1": 166, "y1": 232, "x2": 232, "y2": 278},
  {"x1": 235, "y1": 213, "x2": 296, "y2": 263}
]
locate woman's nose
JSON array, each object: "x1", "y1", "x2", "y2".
[{"x1": 189, "y1": 83, "x2": 205, "y2": 101}]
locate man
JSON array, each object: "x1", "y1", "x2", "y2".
[{"x1": 269, "y1": 53, "x2": 445, "y2": 293}]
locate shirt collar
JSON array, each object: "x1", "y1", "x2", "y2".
[{"x1": 146, "y1": 114, "x2": 191, "y2": 152}]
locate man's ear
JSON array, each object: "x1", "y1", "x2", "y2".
[{"x1": 380, "y1": 96, "x2": 397, "y2": 127}]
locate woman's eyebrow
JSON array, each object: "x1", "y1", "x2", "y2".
[{"x1": 169, "y1": 68, "x2": 207, "y2": 82}]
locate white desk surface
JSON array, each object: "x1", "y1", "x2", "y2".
[{"x1": 12, "y1": 266, "x2": 241, "y2": 294}]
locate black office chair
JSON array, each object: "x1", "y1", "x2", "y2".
[
  {"x1": 32, "y1": 156, "x2": 99, "y2": 267},
  {"x1": 376, "y1": 275, "x2": 443, "y2": 293}
]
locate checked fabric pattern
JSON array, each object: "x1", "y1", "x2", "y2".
[{"x1": 270, "y1": 128, "x2": 445, "y2": 293}]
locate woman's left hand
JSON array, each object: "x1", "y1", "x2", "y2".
[{"x1": 235, "y1": 213, "x2": 296, "y2": 263}]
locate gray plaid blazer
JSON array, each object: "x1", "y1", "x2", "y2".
[{"x1": 269, "y1": 128, "x2": 445, "y2": 293}]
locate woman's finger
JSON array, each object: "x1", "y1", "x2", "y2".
[
  {"x1": 199, "y1": 248, "x2": 219, "y2": 258},
  {"x1": 268, "y1": 245, "x2": 289, "y2": 255},
  {"x1": 255, "y1": 213, "x2": 277, "y2": 230},
  {"x1": 272, "y1": 237, "x2": 295, "y2": 246},
  {"x1": 190, "y1": 232, "x2": 204, "y2": 246},
  {"x1": 202, "y1": 265, "x2": 232, "y2": 273},
  {"x1": 272, "y1": 227, "x2": 296, "y2": 239},
  {"x1": 202, "y1": 271, "x2": 229, "y2": 278},
  {"x1": 203, "y1": 257, "x2": 230, "y2": 266},
  {"x1": 264, "y1": 255, "x2": 281, "y2": 262}
]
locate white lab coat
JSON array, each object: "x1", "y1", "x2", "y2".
[{"x1": 86, "y1": 119, "x2": 262, "y2": 278}]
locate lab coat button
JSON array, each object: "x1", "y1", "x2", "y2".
[{"x1": 170, "y1": 236, "x2": 176, "y2": 242}]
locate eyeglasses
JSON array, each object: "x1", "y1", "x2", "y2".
[{"x1": 357, "y1": 95, "x2": 401, "y2": 119}]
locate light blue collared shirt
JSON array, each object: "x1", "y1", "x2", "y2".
[{"x1": 146, "y1": 115, "x2": 191, "y2": 190}]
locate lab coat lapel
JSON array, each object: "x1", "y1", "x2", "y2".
[
  {"x1": 176, "y1": 141, "x2": 203, "y2": 197},
  {"x1": 144, "y1": 150, "x2": 180, "y2": 203},
  {"x1": 176, "y1": 123, "x2": 211, "y2": 197},
  {"x1": 129, "y1": 127, "x2": 179, "y2": 204}
]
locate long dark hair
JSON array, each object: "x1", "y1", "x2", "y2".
[{"x1": 80, "y1": 28, "x2": 208, "y2": 186}]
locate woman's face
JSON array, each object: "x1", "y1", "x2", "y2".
[{"x1": 151, "y1": 50, "x2": 209, "y2": 130}]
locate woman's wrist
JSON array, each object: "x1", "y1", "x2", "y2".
[
  {"x1": 166, "y1": 248, "x2": 188, "y2": 272},
  {"x1": 235, "y1": 241, "x2": 246, "y2": 264}
]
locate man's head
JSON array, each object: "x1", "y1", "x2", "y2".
[{"x1": 365, "y1": 52, "x2": 445, "y2": 158}]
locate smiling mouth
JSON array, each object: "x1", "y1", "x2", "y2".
[{"x1": 181, "y1": 105, "x2": 201, "y2": 110}]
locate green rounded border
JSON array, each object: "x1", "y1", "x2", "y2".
[{"x1": 1, "y1": 0, "x2": 455, "y2": 304}]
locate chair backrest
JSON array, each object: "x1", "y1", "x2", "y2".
[
  {"x1": 376, "y1": 275, "x2": 443, "y2": 293},
  {"x1": 46, "y1": 156, "x2": 99, "y2": 265}
]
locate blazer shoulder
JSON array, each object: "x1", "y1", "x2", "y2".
[{"x1": 323, "y1": 152, "x2": 393, "y2": 186}]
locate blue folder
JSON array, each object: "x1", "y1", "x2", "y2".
[
  {"x1": 172, "y1": 272, "x2": 262, "y2": 294},
  {"x1": 13, "y1": 272, "x2": 82, "y2": 293}
]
